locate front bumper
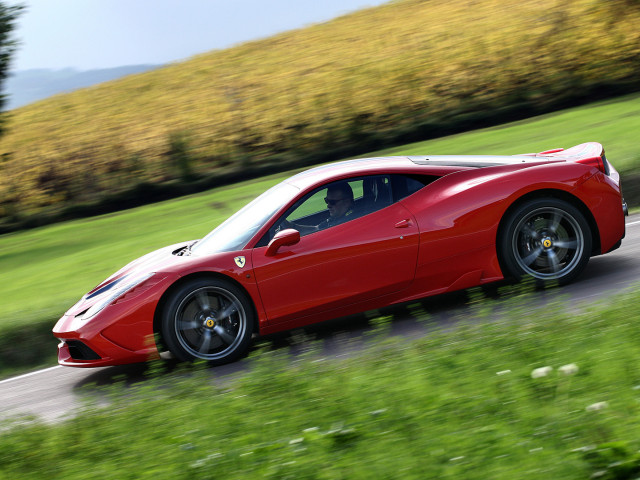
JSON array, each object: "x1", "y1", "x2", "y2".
[
  {"x1": 53, "y1": 275, "x2": 172, "y2": 367},
  {"x1": 56, "y1": 334, "x2": 157, "y2": 367}
]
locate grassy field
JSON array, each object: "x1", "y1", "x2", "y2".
[
  {"x1": 1, "y1": 92, "x2": 639, "y2": 375},
  {"x1": 1, "y1": 0, "x2": 639, "y2": 226},
  {"x1": 2, "y1": 287, "x2": 640, "y2": 479}
]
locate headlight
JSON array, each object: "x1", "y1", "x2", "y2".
[{"x1": 81, "y1": 272, "x2": 155, "y2": 321}]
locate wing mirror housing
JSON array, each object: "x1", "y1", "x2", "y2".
[{"x1": 266, "y1": 229, "x2": 300, "y2": 256}]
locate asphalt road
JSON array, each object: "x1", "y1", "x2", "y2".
[{"x1": 2, "y1": 214, "x2": 640, "y2": 424}]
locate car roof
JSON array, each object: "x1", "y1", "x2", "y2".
[{"x1": 285, "y1": 155, "x2": 560, "y2": 190}]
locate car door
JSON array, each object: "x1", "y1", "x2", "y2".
[{"x1": 251, "y1": 176, "x2": 420, "y2": 326}]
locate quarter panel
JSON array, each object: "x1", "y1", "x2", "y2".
[
  {"x1": 570, "y1": 172, "x2": 625, "y2": 253},
  {"x1": 399, "y1": 162, "x2": 596, "y2": 296}
]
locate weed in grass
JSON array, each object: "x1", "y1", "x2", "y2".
[
  {"x1": 364, "y1": 314, "x2": 392, "y2": 338},
  {"x1": 580, "y1": 441, "x2": 640, "y2": 480}
]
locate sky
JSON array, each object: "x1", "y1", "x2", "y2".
[{"x1": 10, "y1": 0, "x2": 390, "y2": 72}]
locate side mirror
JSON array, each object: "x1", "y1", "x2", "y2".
[{"x1": 266, "y1": 229, "x2": 300, "y2": 257}]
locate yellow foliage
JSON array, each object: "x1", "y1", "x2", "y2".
[{"x1": 1, "y1": 0, "x2": 639, "y2": 218}]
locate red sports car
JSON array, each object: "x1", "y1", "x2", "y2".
[{"x1": 53, "y1": 142, "x2": 626, "y2": 367}]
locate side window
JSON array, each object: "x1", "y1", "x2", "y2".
[
  {"x1": 287, "y1": 189, "x2": 327, "y2": 224},
  {"x1": 360, "y1": 176, "x2": 392, "y2": 214},
  {"x1": 258, "y1": 175, "x2": 394, "y2": 245},
  {"x1": 391, "y1": 174, "x2": 436, "y2": 201}
]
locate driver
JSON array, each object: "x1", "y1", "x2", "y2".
[
  {"x1": 277, "y1": 181, "x2": 355, "y2": 235},
  {"x1": 318, "y1": 182, "x2": 355, "y2": 229}
]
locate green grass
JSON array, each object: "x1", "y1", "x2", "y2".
[{"x1": 2, "y1": 287, "x2": 640, "y2": 479}]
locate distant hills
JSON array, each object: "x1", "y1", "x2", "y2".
[{"x1": 4, "y1": 65, "x2": 161, "y2": 109}]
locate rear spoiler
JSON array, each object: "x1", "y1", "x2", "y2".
[{"x1": 522, "y1": 142, "x2": 610, "y2": 175}]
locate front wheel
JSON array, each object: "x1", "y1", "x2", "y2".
[
  {"x1": 161, "y1": 277, "x2": 255, "y2": 365},
  {"x1": 499, "y1": 198, "x2": 592, "y2": 286}
]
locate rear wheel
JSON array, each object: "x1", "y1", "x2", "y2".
[
  {"x1": 499, "y1": 198, "x2": 592, "y2": 285},
  {"x1": 161, "y1": 277, "x2": 255, "y2": 365}
]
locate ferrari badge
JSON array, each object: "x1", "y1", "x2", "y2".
[{"x1": 234, "y1": 256, "x2": 246, "y2": 268}]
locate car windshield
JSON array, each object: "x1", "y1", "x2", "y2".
[{"x1": 190, "y1": 182, "x2": 299, "y2": 256}]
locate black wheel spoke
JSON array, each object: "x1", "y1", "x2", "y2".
[
  {"x1": 522, "y1": 246, "x2": 543, "y2": 266},
  {"x1": 547, "y1": 211, "x2": 562, "y2": 233},
  {"x1": 554, "y1": 239, "x2": 578, "y2": 249},
  {"x1": 547, "y1": 250, "x2": 560, "y2": 272},
  {"x1": 217, "y1": 303, "x2": 238, "y2": 321},
  {"x1": 213, "y1": 325, "x2": 235, "y2": 345},
  {"x1": 197, "y1": 330, "x2": 212, "y2": 354},
  {"x1": 196, "y1": 291, "x2": 210, "y2": 312},
  {"x1": 177, "y1": 319, "x2": 198, "y2": 331}
]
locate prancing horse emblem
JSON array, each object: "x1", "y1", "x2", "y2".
[{"x1": 234, "y1": 256, "x2": 246, "y2": 268}]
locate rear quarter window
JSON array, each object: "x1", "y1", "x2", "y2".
[{"x1": 392, "y1": 175, "x2": 439, "y2": 201}]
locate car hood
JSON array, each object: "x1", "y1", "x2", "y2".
[{"x1": 64, "y1": 241, "x2": 193, "y2": 317}]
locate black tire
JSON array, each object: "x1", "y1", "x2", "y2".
[
  {"x1": 161, "y1": 277, "x2": 255, "y2": 365},
  {"x1": 499, "y1": 197, "x2": 592, "y2": 286}
]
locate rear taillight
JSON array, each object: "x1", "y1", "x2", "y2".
[{"x1": 575, "y1": 156, "x2": 607, "y2": 175}]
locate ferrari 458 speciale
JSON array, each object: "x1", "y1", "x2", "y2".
[{"x1": 53, "y1": 142, "x2": 626, "y2": 367}]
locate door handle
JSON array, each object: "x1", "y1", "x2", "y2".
[{"x1": 395, "y1": 219, "x2": 412, "y2": 228}]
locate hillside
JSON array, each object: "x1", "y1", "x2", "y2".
[{"x1": 1, "y1": 0, "x2": 639, "y2": 228}]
